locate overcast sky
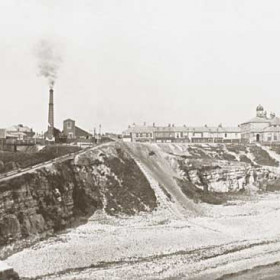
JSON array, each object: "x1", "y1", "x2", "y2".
[{"x1": 1, "y1": 0, "x2": 280, "y2": 133}]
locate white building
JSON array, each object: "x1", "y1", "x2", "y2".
[
  {"x1": 240, "y1": 105, "x2": 280, "y2": 143},
  {"x1": 6, "y1": 124, "x2": 35, "y2": 140},
  {"x1": 122, "y1": 124, "x2": 241, "y2": 143}
]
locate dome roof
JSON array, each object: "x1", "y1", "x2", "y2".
[{"x1": 256, "y1": 104, "x2": 264, "y2": 111}]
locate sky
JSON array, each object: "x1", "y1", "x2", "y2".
[{"x1": 1, "y1": 0, "x2": 280, "y2": 133}]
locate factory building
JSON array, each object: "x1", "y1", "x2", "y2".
[
  {"x1": 62, "y1": 119, "x2": 93, "y2": 143},
  {"x1": 43, "y1": 86, "x2": 93, "y2": 145}
]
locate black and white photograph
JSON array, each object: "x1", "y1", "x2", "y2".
[{"x1": 1, "y1": 1, "x2": 280, "y2": 279}]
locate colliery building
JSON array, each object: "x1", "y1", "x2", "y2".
[
  {"x1": 122, "y1": 124, "x2": 241, "y2": 143},
  {"x1": 62, "y1": 119, "x2": 93, "y2": 142}
]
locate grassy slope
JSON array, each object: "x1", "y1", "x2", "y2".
[
  {"x1": 249, "y1": 145, "x2": 279, "y2": 167},
  {"x1": 0, "y1": 145, "x2": 81, "y2": 173}
]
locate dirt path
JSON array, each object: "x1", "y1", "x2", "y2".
[{"x1": 123, "y1": 142, "x2": 201, "y2": 218}]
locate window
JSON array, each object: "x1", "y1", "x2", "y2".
[
  {"x1": 67, "y1": 122, "x2": 72, "y2": 129},
  {"x1": 225, "y1": 133, "x2": 227, "y2": 138}
]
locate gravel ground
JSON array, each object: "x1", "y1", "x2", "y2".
[{"x1": 5, "y1": 192, "x2": 280, "y2": 280}]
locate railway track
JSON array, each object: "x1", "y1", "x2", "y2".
[{"x1": 0, "y1": 143, "x2": 111, "y2": 183}]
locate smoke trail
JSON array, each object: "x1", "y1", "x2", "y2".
[{"x1": 35, "y1": 40, "x2": 62, "y2": 88}]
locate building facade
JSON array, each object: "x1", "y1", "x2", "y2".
[
  {"x1": 62, "y1": 119, "x2": 93, "y2": 143},
  {"x1": 0, "y1": 125, "x2": 35, "y2": 151},
  {"x1": 6, "y1": 124, "x2": 35, "y2": 140},
  {"x1": 240, "y1": 105, "x2": 280, "y2": 143},
  {"x1": 122, "y1": 124, "x2": 241, "y2": 143},
  {"x1": 63, "y1": 119, "x2": 76, "y2": 139}
]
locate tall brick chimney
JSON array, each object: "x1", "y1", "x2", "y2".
[{"x1": 47, "y1": 88, "x2": 54, "y2": 139}]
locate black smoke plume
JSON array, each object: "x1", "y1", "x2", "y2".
[{"x1": 35, "y1": 40, "x2": 62, "y2": 88}]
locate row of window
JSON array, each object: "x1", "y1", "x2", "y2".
[
  {"x1": 266, "y1": 134, "x2": 278, "y2": 141},
  {"x1": 134, "y1": 132, "x2": 239, "y2": 138},
  {"x1": 135, "y1": 133, "x2": 153, "y2": 138},
  {"x1": 267, "y1": 136, "x2": 278, "y2": 141}
]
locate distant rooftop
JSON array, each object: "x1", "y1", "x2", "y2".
[{"x1": 124, "y1": 124, "x2": 241, "y2": 133}]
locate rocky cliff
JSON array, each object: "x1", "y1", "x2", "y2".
[
  {"x1": 1, "y1": 142, "x2": 280, "y2": 261},
  {"x1": 2, "y1": 142, "x2": 280, "y2": 280},
  {"x1": 125, "y1": 143, "x2": 280, "y2": 206},
  {"x1": 0, "y1": 143, "x2": 157, "y2": 256}
]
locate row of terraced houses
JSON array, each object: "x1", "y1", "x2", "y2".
[
  {"x1": 122, "y1": 105, "x2": 280, "y2": 144},
  {"x1": 122, "y1": 124, "x2": 241, "y2": 143}
]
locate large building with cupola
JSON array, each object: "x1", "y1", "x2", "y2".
[{"x1": 240, "y1": 105, "x2": 280, "y2": 143}]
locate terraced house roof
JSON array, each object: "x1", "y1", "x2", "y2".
[{"x1": 124, "y1": 125, "x2": 241, "y2": 134}]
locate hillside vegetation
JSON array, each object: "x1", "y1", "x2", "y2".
[{"x1": 0, "y1": 145, "x2": 81, "y2": 174}]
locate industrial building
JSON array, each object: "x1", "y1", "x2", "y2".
[
  {"x1": 43, "y1": 87, "x2": 94, "y2": 145},
  {"x1": 62, "y1": 119, "x2": 93, "y2": 143}
]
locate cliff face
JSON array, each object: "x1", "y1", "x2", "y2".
[
  {"x1": 125, "y1": 143, "x2": 280, "y2": 206},
  {"x1": 0, "y1": 143, "x2": 157, "y2": 251},
  {"x1": 175, "y1": 157, "x2": 280, "y2": 204},
  {"x1": 1, "y1": 142, "x2": 280, "y2": 259},
  {"x1": 178, "y1": 158, "x2": 278, "y2": 192}
]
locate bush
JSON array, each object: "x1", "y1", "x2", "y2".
[{"x1": 239, "y1": 155, "x2": 253, "y2": 164}]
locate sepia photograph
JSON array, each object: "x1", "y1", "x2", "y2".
[{"x1": 1, "y1": 0, "x2": 280, "y2": 279}]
